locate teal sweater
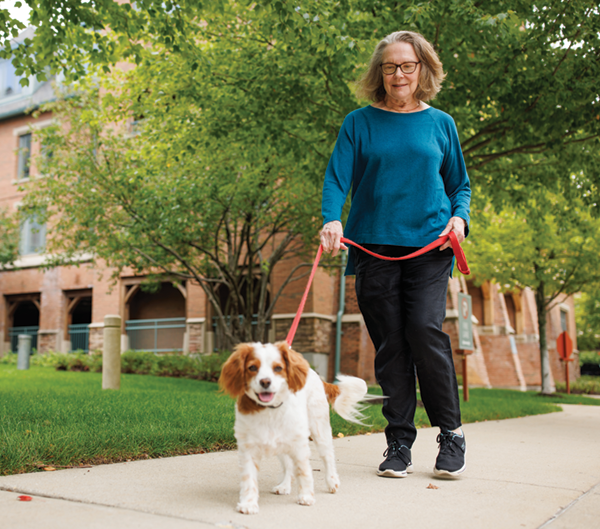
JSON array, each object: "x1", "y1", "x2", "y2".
[{"x1": 321, "y1": 105, "x2": 471, "y2": 275}]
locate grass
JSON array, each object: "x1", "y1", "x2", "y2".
[
  {"x1": 0, "y1": 365, "x2": 235, "y2": 476},
  {"x1": 1, "y1": 365, "x2": 599, "y2": 476}
]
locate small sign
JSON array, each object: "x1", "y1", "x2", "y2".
[
  {"x1": 556, "y1": 331, "x2": 573, "y2": 361},
  {"x1": 457, "y1": 293, "x2": 474, "y2": 351}
]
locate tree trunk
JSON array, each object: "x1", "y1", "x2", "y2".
[{"x1": 535, "y1": 281, "x2": 555, "y2": 394}]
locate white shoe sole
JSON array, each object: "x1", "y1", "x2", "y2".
[
  {"x1": 377, "y1": 464, "x2": 414, "y2": 478},
  {"x1": 433, "y1": 463, "x2": 465, "y2": 477}
]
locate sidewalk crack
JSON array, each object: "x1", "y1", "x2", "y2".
[
  {"x1": 537, "y1": 481, "x2": 600, "y2": 528},
  {"x1": 1, "y1": 486, "x2": 241, "y2": 529}
]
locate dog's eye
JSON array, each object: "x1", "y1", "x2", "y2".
[
  {"x1": 248, "y1": 365, "x2": 258, "y2": 372},
  {"x1": 273, "y1": 366, "x2": 283, "y2": 373}
]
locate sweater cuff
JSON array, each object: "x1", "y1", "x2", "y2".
[{"x1": 452, "y1": 210, "x2": 470, "y2": 238}]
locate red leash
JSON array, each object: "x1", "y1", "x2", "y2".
[{"x1": 285, "y1": 232, "x2": 470, "y2": 347}]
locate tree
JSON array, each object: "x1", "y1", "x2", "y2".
[
  {"x1": 27, "y1": 79, "x2": 325, "y2": 349},
  {"x1": 0, "y1": 209, "x2": 20, "y2": 270},
  {"x1": 575, "y1": 287, "x2": 600, "y2": 352},
  {"x1": 465, "y1": 169, "x2": 600, "y2": 393}
]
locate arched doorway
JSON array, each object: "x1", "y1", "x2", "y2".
[
  {"x1": 65, "y1": 290, "x2": 92, "y2": 352},
  {"x1": 6, "y1": 295, "x2": 40, "y2": 352},
  {"x1": 124, "y1": 281, "x2": 186, "y2": 353}
]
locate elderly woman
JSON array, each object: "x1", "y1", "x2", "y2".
[{"x1": 320, "y1": 31, "x2": 471, "y2": 478}]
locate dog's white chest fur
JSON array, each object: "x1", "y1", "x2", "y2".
[{"x1": 235, "y1": 378, "x2": 311, "y2": 456}]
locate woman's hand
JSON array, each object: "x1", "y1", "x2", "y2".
[
  {"x1": 439, "y1": 216, "x2": 467, "y2": 251},
  {"x1": 319, "y1": 220, "x2": 348, "y2": 257}
]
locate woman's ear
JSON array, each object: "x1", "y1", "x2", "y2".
[
  {"x1": 219, "y1": 343, "x2": 254, "y2": 398},
  {"x1": 276, "y1": 341, "x2": 309, "y2": 393}
]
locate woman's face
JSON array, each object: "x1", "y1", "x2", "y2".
[{"x1": 380, "y1": 42, "x2": 421, "y2": 103}]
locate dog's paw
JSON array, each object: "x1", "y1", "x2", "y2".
[
  {"x1": 237, "y1": 501, "x2": 259, "y2": 515},
  {"x1": 326, "y1": 474, "x2": 340, "y2": 493},
  {"x1": 297, "y1": 493, "x2": 316, "y2": 506},
  {"x1": 272, "y1": 482, "x2": 292, "y2": 495}
]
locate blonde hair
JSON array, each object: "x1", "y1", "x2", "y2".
[{"x1": 356, "y1": 31, "x2": 446, "y2": 103}]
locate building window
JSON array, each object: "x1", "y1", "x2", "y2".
[
  {"x1": 560, "y1": 309, "x2": 568, "y2": 333},
  {"x1": 0, "y1": 59, "x2": 24, "y2": 98},
  {"x1": 17, "y1": 133, "x2": 32, "y2": 179},
  {"x1": 19, "y1": 216, "x2": 46, "y2": 255},
  {"x1": 504, "y1": 293, "x2": 516, "y2": 333}
]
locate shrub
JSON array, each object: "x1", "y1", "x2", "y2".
[
  {"x1": 195, "y1": 350, "x2": 231, "y2": 382},
  {"x1": 89, "y1": 352, "x2": 103, "y2": 373},
  {"x1": 579, "y1": 350, "x2": 600, "y2": 366},
  {"x1": 118, "y1": 350, "x2": 231, "y2": 382},
  {"x1": 0, "y1": 354, "x2": 16, "y2": 365},
  {"x1": 32, "y1": 352, "x2": 67, "y2": 368},
  {"x1": 556, "y1": 376, "x2": 600, "y2": 395},
  {"x1": 68, "y1": 353, "x2": 92, "y2": 372},
  {"x1": 53, "y1": 354, "x2": 71, "y2": 371},
  {"x1": 121, "y1": 351, "x2": 157, "y2": 374},
  {"x1": 152, "y1": 354, "x2": 199, "y2": 378},
  {"x1": 2, "y1": 348, "x2": 231, "y2": 383}
]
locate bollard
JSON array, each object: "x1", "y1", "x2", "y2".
[
  {"x1": 102, "y1": 315, "x2": 121, "y2": 390},
  {"x1": 17, "y1": 335, "x2": 32, "y2": 370}
]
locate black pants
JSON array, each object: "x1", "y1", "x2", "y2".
[{"x1": 354, "y1": 244, "x2": 462, "y2": 447}]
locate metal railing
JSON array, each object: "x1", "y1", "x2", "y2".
[
  {"x1": 8, "y1": 326, "x2": 39, "y2": 353},
  {"x1": 125, "y1": 317, "x2": 186, "y2": 353},
  {"x1": 68, "y1": 323, "x2": 90, "y2": 352}
]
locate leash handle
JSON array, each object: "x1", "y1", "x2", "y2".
[{"x1": 285, "y1": 233, "x2": 470, "y2": 347}]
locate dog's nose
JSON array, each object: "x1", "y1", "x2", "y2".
[{"x1": 260, "y1": 378, "x2": 271, "y2": 389}]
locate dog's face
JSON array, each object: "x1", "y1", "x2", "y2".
[{"x1": 219, "y1": 341, "x2": 309, "y2": 410}]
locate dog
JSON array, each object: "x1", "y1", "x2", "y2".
[{"x1": 219, "y1": 340, "x2": 369, "y2": 514}]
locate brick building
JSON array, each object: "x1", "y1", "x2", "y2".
[{"x1": 0, "y1": 31, "x2": 578, "y2": 389}]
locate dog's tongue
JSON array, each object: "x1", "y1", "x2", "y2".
[{"x1": 258, "y1": 392, "x2": 274, "y2": 403}]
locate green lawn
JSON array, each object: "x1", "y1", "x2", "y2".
[
  {"x1": 0, "y1": 365, "x2": 236, "y2": 476},
  {"x1": 1, "y1": 365, "x2": 599, "y2": 476}
]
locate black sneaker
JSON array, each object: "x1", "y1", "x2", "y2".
[
  {"x1": 377, "y1": 439, "x2": 413, "y2": 478},
  {"x1": 434, "y1": 430, "x2": 466, "y2": 477}
]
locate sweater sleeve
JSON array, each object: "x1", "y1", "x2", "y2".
[
  {"x1": 321, "y1": 114, "x2": 355, "y2": 225},
  {"x1": 440, "y1": 117, "x2": 471, "y2": 236}
]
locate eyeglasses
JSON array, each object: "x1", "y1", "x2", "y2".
[{"x1": 381, "y1": 62, "x2": 421, "y2": 75}]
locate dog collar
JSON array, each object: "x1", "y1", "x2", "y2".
[{"x1": 265, "y1": 401, "x2": 284, "y2": 409}]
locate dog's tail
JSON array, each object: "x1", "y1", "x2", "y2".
[{"x1": 323, "y1": 375, "x2": 369, "y2": 425}]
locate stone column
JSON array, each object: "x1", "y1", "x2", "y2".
[
  {"x1": 102, "y1": 315, "x2": 121, "y2": 390},
  {"x1": 17, "y1": 335, "x2": 32, "y2": 370}
]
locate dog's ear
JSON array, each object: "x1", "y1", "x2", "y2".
[
  {"x1": 276, "y1": 341, "x2": 309, "y2": 393},
  {"x1": 219, "y1": 343, "x2": 254, "y2": 398}
]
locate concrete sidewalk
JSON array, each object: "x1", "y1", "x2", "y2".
[{"x1": 1, "y1": 404, "x2": 599, "y2": 529}]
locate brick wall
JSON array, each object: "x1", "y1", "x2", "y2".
[
  {"x1": 129, "y1": 283, "x2": 185, "y2": 320},
  {"x1": 479, "y1": 334, "x2": 521, "y2": 387}
]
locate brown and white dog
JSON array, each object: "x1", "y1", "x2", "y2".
[{"x1": 219, "y1": 341, "x2": 368, "y2": 514}]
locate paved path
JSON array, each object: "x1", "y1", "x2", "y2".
[{"x1": 1, "y1": 404, "x2": 599, "y2": 529}]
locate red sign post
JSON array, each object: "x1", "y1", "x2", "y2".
[{"x1": 556, "y1": 331, "x2": 574, "y2": 394}]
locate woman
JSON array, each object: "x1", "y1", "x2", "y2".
[{"x1": 320, "y1": 31, "x2": 471, "y2": 478}]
